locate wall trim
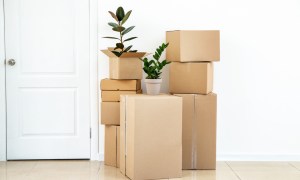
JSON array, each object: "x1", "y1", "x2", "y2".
[
  {"x1": 0, "y1": 0, "x2": 6, "y2": 162},
  {"x1": 217, "y1": 154, "x2": 300, "y2": 161}
]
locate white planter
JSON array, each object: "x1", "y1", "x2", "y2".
[{"x1": 144, "y1": 79, "x2": 162, "y2": 95}]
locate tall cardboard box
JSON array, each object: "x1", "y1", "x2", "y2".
[
  {"x1": 169, "y1": 62, "x2": 213, "y2": 94},
  {"x1": 175, "y1": 93, "x2": 217, "y2": 170},
  {"x1": 105, "y1": 125, "x2": 120, "y2": 167},
  {"x1": 120, "y1": 94, "x2": 182, "y2": 180},
  {"x1": 101, "y1": 79, "x2": 141, "y2": 91},
  {"x1": 166, "y1": 30, "x2": 220, "y2": 62},
  {"x1": 101, "y1": 50, "x2": 146, "y2": 79},
  {"x1": 101, "y1": 102, "x2": 120, "y2": 125}
]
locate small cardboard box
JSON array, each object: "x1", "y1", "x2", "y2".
[
  {"x1": 101, "y1": 102, "x2": 120, "y2": 125},
  {"x1": 105, "y1": 125, "x2": 120, "y2": 167},
  {"x1": 166, "y1": 30, "x2": 220, "y2": 62},
  {"x1": 101, "y1": 50, "x2": 146, "y2": 79},
  {"x1": 101, "y1": 90, "x2": 142, "y2": 102},
  {"x1": 169, "y1": 62, "x2": 213, "y2": 94},
  {"x1": 120, "y1": 94, "x2": 182, "y2": 180},
  {"x1": 100, "y1": 79, "x2": 141, "y2": 91},
  {"x1": 175, "y1": 93, "x2": 217, "y2": 170}
]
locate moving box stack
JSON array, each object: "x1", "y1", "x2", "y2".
[
  {"x1": 167, "y1": 30, "x2": 220, "y2": 170},
  {"x1": 101, "y1": 50, "x2": 144, "y2": 168}
]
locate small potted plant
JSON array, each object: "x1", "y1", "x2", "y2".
[
  {"x1": 102, "y1": 6, "x2": 146, "y2": 79},
  {"x1": 140, "y1": 43, "x2": 171, "y2": 95}
]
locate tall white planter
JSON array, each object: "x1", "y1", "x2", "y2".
[{"x1": 144, "y1": 79, "x2": 162, "y2": 95}]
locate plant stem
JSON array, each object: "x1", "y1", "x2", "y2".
[{"x1": 118, "y1": 21, "x2": 123, "y2": 51}]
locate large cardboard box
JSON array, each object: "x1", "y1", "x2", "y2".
[
  {"x1": 101, "y1": 90, "x2": 142, "y2": 102},
  {"x1": 175, "y1": 93, "x2": 217, "y2": 170},
  {"x1": 169, "y1": 62, "x2": 213, "y2": 94},
  {"x1": 101, "y1": 79, "x2": 141, "y2": 91},
  {"x1": 101, "y1": 50, "x2": 146, "y2": 79},
  {"x1": 120, "y1": 94, "x2": 182, "y2": 180},
  {"x1": 101, "y1": 102, "x2": 120, "y2": 125},
  {"x1": 105, "y1": 125, "x2": 120, "y2": 167},
  {"x1": 166, "y1": 30, "x2": 220, "y2": 62}
]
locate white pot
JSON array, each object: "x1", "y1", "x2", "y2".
[{"x1": 144, "y1": 79, "x2": 162, "y2": 95}]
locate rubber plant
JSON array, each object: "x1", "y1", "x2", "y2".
[
  {"x1": 140, "y1": 43, "x2": 171, "y2": 79},
  {"x1": 103, "y1": 6, "x2": 137, "y2": 57}
]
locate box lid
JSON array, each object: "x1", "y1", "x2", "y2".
[{"x1": 101, "y1": 49, "x2": 146, "y2": 58}]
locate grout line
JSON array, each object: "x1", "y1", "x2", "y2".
[
  {"x1": 225, "y1": 161, "x2": 243, "y2": 180},
  {"x1": 288, "y1": 162, "x2": 300, "y2": 171}
]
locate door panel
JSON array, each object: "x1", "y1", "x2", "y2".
[{"x1": 5, "y1": 0, "x2": 91, "y2": 159}]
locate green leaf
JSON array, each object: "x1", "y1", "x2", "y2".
[
  {"x1": 124, "y1": 45, "x2": 132, "y2": 52},
  {"x1": 121, "y1": 26, "x2": 135, "y2": 35},
  {"x1": 116, "y1": 7, "x2": 125, "y2": 21},
  {"x1": 103, "y1": 36, "x2": 120, "y2": 40},
  {"x1": 108, "y1": 11, "x2": 118, "y2": 22},
  {"x1": 112, "y1": 51, "x2": 121, "y2": 57},
  {"x1": 124, "y1": 37, "x2": 137, "y2": 42},
  {"x1": 116, "y1": 43, "x2": 124, "y2": 49},
  {"x1": 129, "y1": 50, "x2": 137, "y2": 52},
  {"x1": 112, "y1": 26, "x2": 125, "y2": 32},
  {"x1": 121, "y1": 10, "x2": 132, "y2": 25},
  {"x1": 108, "y1": 22, "x2": 118, "y2": 28}
]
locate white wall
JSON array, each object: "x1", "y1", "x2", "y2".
[
  {"x1": 98, "y1": 0, "x2": 300, "y2": 161},
  {"x1": 0, "y1": 0, "x2": 6, "y2": 161}
]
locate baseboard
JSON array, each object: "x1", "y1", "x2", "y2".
[
  {"x1": 217, "y1": 154, "x2": 300, "y2": 161},
  {"x1": 99, "y1": 152, "x2": 104, "y2": 161}
]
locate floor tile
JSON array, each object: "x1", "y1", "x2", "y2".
[
  {"x1": 227, "y1": 161, "x2": 298, "y2": 172},
  {"x1": 234, "y1": 171, "x2": 300, "y2": 180},
  {"x1": 289, "y1": 162, "x2": 300, "y2": 171}
]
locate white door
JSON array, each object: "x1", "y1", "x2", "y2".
[{"x1": 5, "y1": 0, "x2": 91, "y2": 159}]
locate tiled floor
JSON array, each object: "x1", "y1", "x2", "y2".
[{"x1": 0, "y1": 161, "x2": 300, "y2": 180}]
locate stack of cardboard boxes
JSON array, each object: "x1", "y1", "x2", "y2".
[
  {"x1": 101, "y1": 50, "x2": 145, "y2": 168},
  {"x1": 167, "y1": 30, "x2": 220, "y2": 170}
]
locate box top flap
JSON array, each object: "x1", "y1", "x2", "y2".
[{"x1": 101, "y1": 49, "x2": 147, "y2": 58}]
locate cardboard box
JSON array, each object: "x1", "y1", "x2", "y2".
[
  {"x1": 166, "y1": 30, "x2": 220, "y2": 62},
  {"x1": 101, "y1": 90, "x2": 142, "y2": 102},
  {"x1": 101, "y1": 102, "x2": 120, "y2": 125},
  {"x1": 105, "y1": 125, "x2": 120, "y2": 167},
  {"x1": 101, "y1": 50, "x2": 146, "y2": 79},
  {"x1": 120, "y1": 94, "x2": 182, "y2": 180},
  {"x1": 101, "y1": 79, "x2": 141, "y2": 91},
  {"x1": 175, "y1": 93, "x2": 217, "y2": 170},
  {"x1": 169, "y1": 62, "x2": 213, "y2": 94}
]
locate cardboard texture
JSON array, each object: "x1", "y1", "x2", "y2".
[
  {"x1": 102, "y1": 50, "x2": 145, "y2": 79},
  {"x1": 101, "y1": 102, "x2": 120, "y2": 125},
  {"x1": 101, "y1": 79, "x2": 141, "y2": 91},
  {"x1": 166, "y1": 30, "x2": 220, "y2": 62},
  {"x1": 104, "y1": 126, "x2": 120, "y2": 168},
  {"x1": 101, "y1": 90, "x2": 142, "y2": 102},
  {"x1": 169, "y1": 62, "x2": 213, "y2": 94},
  {"x1": 120, "y1": 94, "x2": 182, "y2": 180},
  {"x1": 175, "y1": 93, "x2": 217, "y2": 170}
]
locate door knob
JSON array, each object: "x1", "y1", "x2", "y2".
[{"x1": 7, "y1": 59, "x2": 16, "y2": 66}]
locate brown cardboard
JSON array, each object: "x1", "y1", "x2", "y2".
[
  {"x1": 169, "y1": 62, "x2": 213, "y2": 94},
  {"x1": 101, "y1": 90, "x2": 142, "y2": 102},
  {"x1": 120, "y1": 94, "x2": 182, "y2": 180},
  {"x1": 101, "y1": 102, "x2": 120, "y2": 125},
  {"x1": 100, "y1": 79, "x2": 141, "y2": 91},
  {"x1": 104, "y1": 125, "x2": 120, "y2": 168},
  {"x1": 102, "y1": 50, "x2": 146, "y2": 79},
  {"x1": 166, "y1": 30, "x2": 220, "y2": 62},
  {"x1": 175, "y1": 93, "x2": 217, "y2": 170}
]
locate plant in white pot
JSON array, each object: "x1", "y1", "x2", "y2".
[{"x1": 140, "y1": 43, "x2": 171, "y2": 95}]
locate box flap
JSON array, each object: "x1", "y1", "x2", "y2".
[{"x1": 101, "y1": 49, "x2": 147, "y2": 58}]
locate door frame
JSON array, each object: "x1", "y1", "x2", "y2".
[{"x1": 0, "y1": 0, "x2": 99, "y2": 161}]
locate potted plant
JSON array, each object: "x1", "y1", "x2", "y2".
[
  {"x1": 101, "y1": 6, "x2": 146, "y2": 79},
  {"x1": 140, "y1": 43, "x2": 171, "y2": 95}
]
